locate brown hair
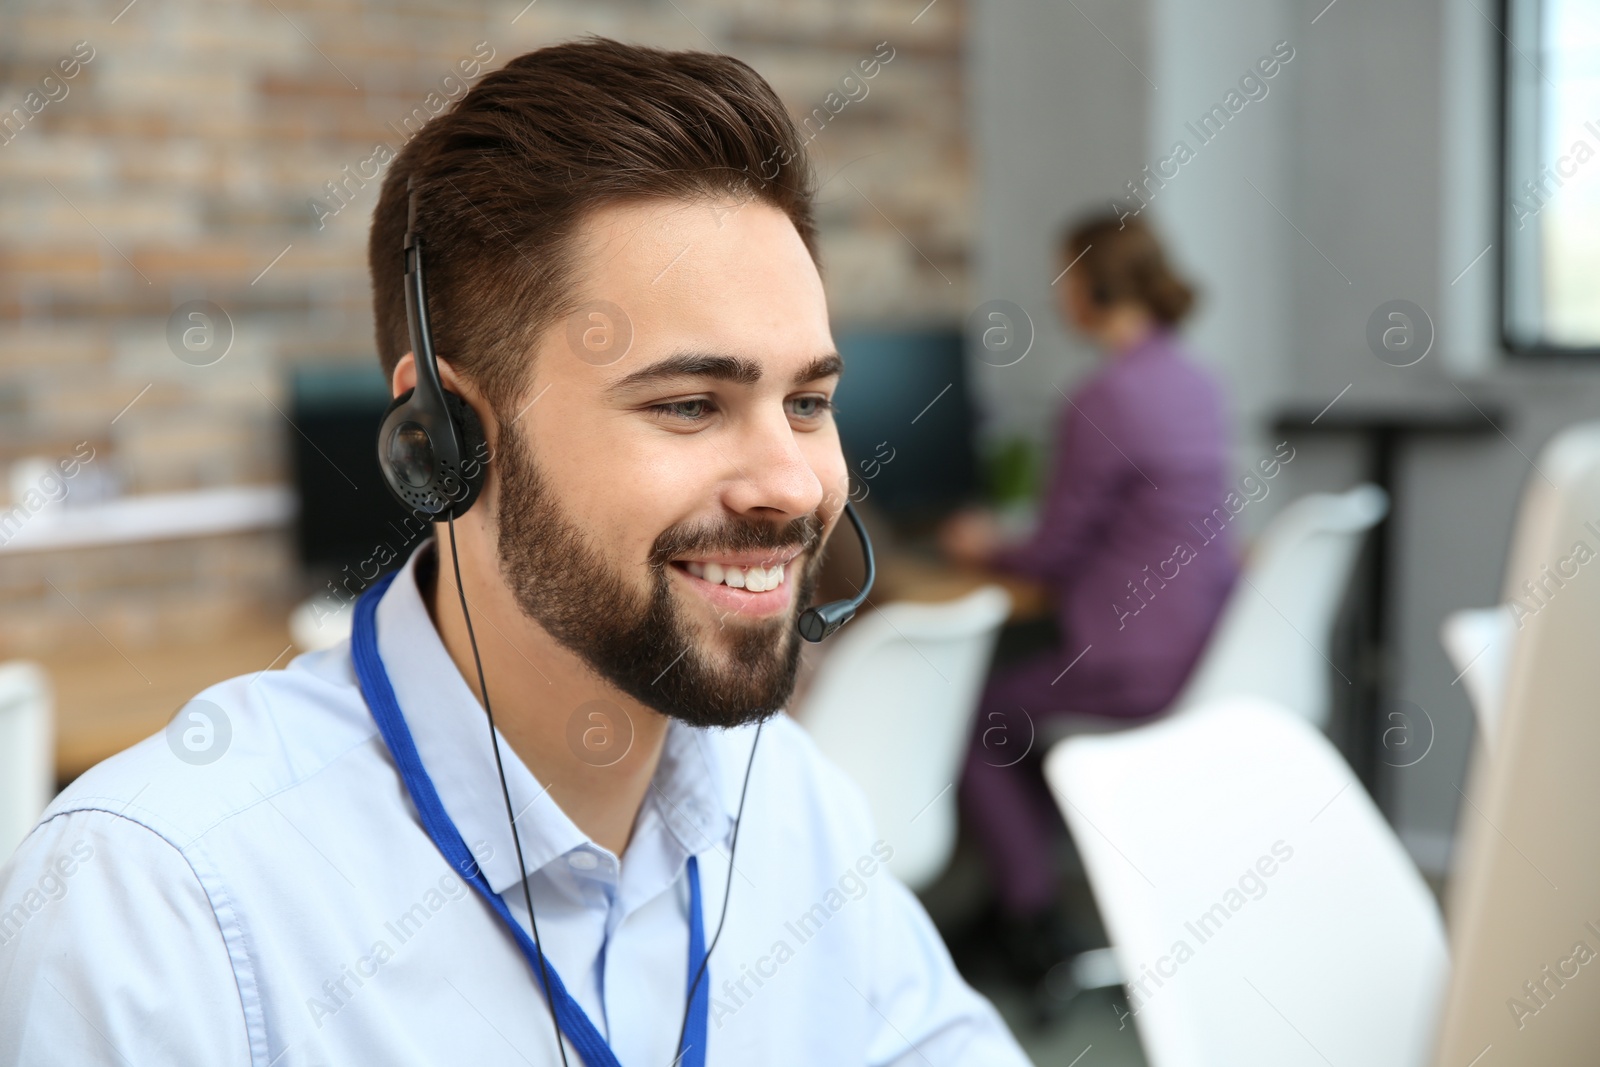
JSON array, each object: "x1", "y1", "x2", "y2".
[
  {"x1": 1060, "y1": 213, "x2": 1196, "y2": 326},
  {"x1": 368, "y1": 36, "x2": 821, "y2": 421}
]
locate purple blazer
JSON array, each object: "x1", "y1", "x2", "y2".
[{"x1": 990, "y1": 328, "x2": 1239, "y2": 712}]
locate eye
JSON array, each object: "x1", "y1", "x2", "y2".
[
  {"x1": 788, "y1": 395, "x2": 834, "y2": 421},
  {"x1": 649, "y1": 398, "x2": 715, "y2": 423}
]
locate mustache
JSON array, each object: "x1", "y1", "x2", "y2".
[{"x1": 649, "y1": 512, "x2": 824, "y2": 569}]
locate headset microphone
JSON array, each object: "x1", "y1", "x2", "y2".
[{"x1": 797, "y1": 500, "x2": 875, "y2": 642}]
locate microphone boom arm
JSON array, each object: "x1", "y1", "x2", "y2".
[{"x1": 797, "y1": 500, "x2": 875, "y2": 643}]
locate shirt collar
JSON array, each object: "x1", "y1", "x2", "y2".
[{"x1": 372, "y1": 538, "x2": 739, "y2": 896}]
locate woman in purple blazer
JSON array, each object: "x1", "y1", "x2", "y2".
[{"x1": 942, "y1": 213, "x2": 1239, "y2": 984}]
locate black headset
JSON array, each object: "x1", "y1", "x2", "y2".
[
  {"x1": 375, "y1": 176, "x2": 874, "y2": 1063},
  {"x1": 376, "y1": 181, "x2": 491, "y2": 520}
]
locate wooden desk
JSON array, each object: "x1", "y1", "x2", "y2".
[
  {"x1": 42, "y1": 621, "x2": 294, "y2": 783},
  {"x1": 43, "y1": 555, "x2": 1045, "y2": 781},
  {"x1": 871, "y1": 551, "x2": 1052, "y2": 622}
]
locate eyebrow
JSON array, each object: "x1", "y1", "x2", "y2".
[{"x1": 604, "y1": 351, "x2": 843, "y2": 398}]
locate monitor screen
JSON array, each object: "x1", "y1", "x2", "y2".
[
  {"x1": 289, "y1": 365, "x2": 422, "y2": 585},
  {"x1": 831, "y1": 326, "x2": 980, "y2": 525}
]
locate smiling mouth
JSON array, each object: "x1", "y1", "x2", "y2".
[
  {"x1": 672, "y1": 558, "x2": 789, "y2": 592},
  {"x1": 664, "y1": 543, "x2": 807, "y2": 612}
]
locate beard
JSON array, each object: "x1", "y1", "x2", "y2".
[{"x1": 491, "y1": 427, "x2": 826, "y2": 729}]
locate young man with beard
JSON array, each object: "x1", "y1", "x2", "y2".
[{"x1": 0, "y1": 37, "x2": 1031, "y2": 1067}]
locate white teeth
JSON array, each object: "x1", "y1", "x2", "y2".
[{"x1": 681, "y1": 560, "x2": 790, "y2": 591}]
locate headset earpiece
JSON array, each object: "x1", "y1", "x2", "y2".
[
  {"x1": 377, "y1": 385, "x2": 489, "y2": 519},
  {"x1": 378, "y1": 176, "x2": 491, "y2": 521}
]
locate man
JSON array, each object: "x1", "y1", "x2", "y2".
[{"x1": 0, "y1": 37, "x2": 1031, "y2": 1066}]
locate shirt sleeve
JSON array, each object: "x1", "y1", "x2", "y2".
[
  {"x1": 989, "y1": 381, "x2": 1133, "y2": 585},
  {"x1": 862, "y1": 871, "x2": 1034, "y2": 1066},
  {"x1": 0, "y1": 808, "x2": 251, "y2": 1066}
]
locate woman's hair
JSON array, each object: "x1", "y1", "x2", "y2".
[{"x1": 1059, "y1": 213, "x2": 1197, "y2": 326}]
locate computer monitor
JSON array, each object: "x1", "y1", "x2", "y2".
[
  {"x1": 288, "y1": 364, "x2": 422, "y2": 587},
  {"x1": 830, "y1": 326, "x2": 980, "y2": 527}
]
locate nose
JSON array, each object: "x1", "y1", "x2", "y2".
[{"x1": 721, "y1": 408, "x2": 825, "y2": 523}]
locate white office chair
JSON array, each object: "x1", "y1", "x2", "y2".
[
  {"x1": 1435, "y1": 420, "x2": 1600, "y2": 749},
  {"x1": 1036, "y1": 485, "x2": 1387, "y2": 1001},
  {"x1": 795, "y1": 585, "x2": 1011, "y2": 892},
  {"x1": 1431, "y1": 421, "x2": 1600, "y2": 1063},
  {"x1": 1169, "y1": 483, "x2": 1388, "y2": 730},
  {"x1": 1438, "y1": 604, "x2": 1514, "y2": 745},
  {"x1": 1044, "y1": 696, "x2": 1448, "y2": 1067},
  {"x1": 0, "y1": 662, "x2": 55, "y2": 860}
]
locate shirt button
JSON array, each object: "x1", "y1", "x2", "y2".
[{"x1": 567, "y1": 851, "x2": 598, "y2": 871}]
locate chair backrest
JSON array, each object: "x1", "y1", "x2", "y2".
[
  {"x1": 1495, "y1": 422, "x2": 1600, "y2": 606},
  {"x1": 1171, "y1": 484, "x2": 1388, "y2": 729},
  {"x1": 1438, "y1": 605, "x2": 1515, "y2": 746},
  {"x1": 1044, "y1": 696, "x2": 1448, "y2": 1067},
  {"x1": 1430, "y1": 421, "x2": 1600, "y2": 1064},
  {"x1": 795, "y1": 585, "x2": 1011, "y2": 891},
  {"x1": 1435, "y1": 423, "x2": 1600, "y2": 750},
  {"x1": 0, "y1": 661, "x2": 54, "y2": 860}
]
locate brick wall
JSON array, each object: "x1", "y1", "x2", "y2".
[{"x1": 0, "y1": 0, "x2": 970, "y2": 653}]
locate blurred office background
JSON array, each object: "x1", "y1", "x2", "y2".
[{"x1": 2, "y1": 0, "x2": 1598, "y2": 1062}]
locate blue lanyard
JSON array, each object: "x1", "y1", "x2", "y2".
[{"x1": 351, "y1": 569, "x2": 710, "y2": 1067}]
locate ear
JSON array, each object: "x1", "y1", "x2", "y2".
[
  {"x1": 391, "y1": 352, "x2": 418, "y2": 399},
  {"x1": 391, "y1": 352, "x2": 488, "y2": 424}
]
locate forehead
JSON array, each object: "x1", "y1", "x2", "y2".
[{"x1": 556, "y1": 196, "x2": 832, "y2": 383}]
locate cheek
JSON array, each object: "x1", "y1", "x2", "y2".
[
  {"x1": 585, "y1": 452, "x2": 698, "y2": 563},
  {"x1": 517, "y1": 416, "x2": 668, "y2": 562}
]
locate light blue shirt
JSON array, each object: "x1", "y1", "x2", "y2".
[{"x1": 0, "y1": 540, "x2": 1030, "y2": 1066}]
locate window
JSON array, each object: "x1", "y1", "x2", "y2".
[{"x1": 1503, "y1": 0, "x2": 1600, "y2": 354}]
